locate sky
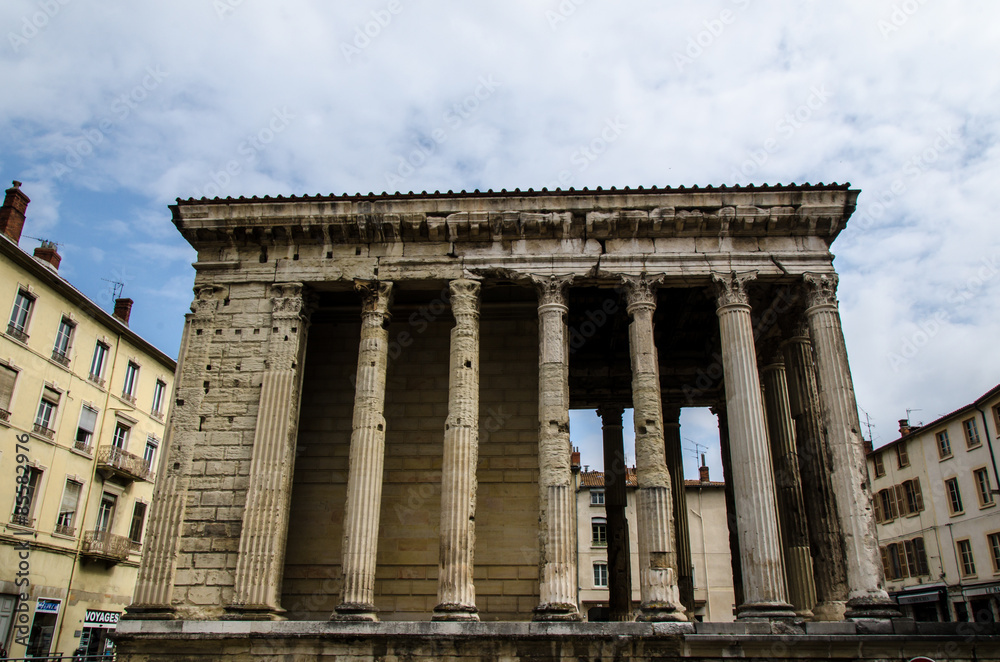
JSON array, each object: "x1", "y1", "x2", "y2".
[{"x1": 2, "y1": 1, "x2": 999, "y2": 481}]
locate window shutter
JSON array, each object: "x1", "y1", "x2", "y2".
[
  {"x1": 60, "y1": 481, "x2": 81, "y2": 515},
  {"x1": 894, "y1": 484, "x2": 908, "y2": 516},
  {"x1": 914, "y1": 537, "x2": 929, "y2": 575},
  {"x1": 880, "y1": 547, "x2": 892, "y2": 580},
  {"x1": 79, "y1": 406, "x2": 98, "y2": 434},
  {"x1": 873, "y1": 491, "x2": 884, "y2": 523},
  {"x1": 912, "y1": 478, "x2": 923, "y2": 511}
]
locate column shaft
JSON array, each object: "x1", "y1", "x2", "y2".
[
  {"x1": 714, "y1": 406, "x2": 745, "y2": 608},
  {"x1": 599, "y1": 406, "x2": 632, "y2": 621},
  {"x1": 624, "y1": 275, "x2": 685, "y2": 622},
  {"x1": 334, "y1": 280, "x2": 393, "y2": 622},
  {"x1": 803, "y1": 274, "x2": 898, "y2": 619},
  {"x1": 434, "y1": 280, "x2": 482, "y2": 621},
  {"x1": 782, "y1": 330, "x2": 848, "y2": 620},
  {"x1": 760, "y1": 358, "x2": 816, "y2": 619},
  {"x1": 532, "y1": 275, "x2": 580, "y2": 621},
  {"x1": 712, "y1": 272, "x2": 794, "y2": 620},
  {"x1": 664, "y1": 406, "x2": 694, "y2": 613},
  {"x1": 228, "y1": 284, "x2": 311, "y2": 618}
]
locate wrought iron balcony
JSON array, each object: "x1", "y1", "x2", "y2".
[
  {"x1": 82, "y1": 530, "x2": 131, "y2": 563},
  {"x1": 54, "y1": 522, "x2": 76, "y2": 537},
  {"x1": 9, "y1": 512, "x2": 34, "y2": 528},
  {"x1": 6, "y1": 322, "x2": 28, "y2": 343},
  {"x1": 122, "y1": 392, "x2": 137, "y2": 405},
  {"x1": 51, "y1": 348, "x2": 71, "y2": 366},
  {"x1": 0, "y1": 407, "x2": 9, "y2": 422},
  {"x1": 33, "y1": 422, "x2": 55, "y2": 439},
  {"x1": 74, "y1": 439, "x2": 93, "y2": 454},
  {"x1": 96, "y1": 445, "x2": 152, "y2": 483},
  {"x1": 88, "y1": 372, "x2": 106, "y2": 388}
]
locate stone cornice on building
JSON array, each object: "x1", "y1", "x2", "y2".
[{"x1": 171, "y1": 184, "x2": 859, "y2": 250}]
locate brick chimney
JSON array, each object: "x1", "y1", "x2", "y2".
[
  {"x1": 114, "y1": 298, "x2": 134, "y2": 325},
  {"x1": 699, "y1": 464, "x2": 710, "y2": 483},
  {"x1": 571, "y1": 447, "x2": 580, "y2": 470},
  {"x1": 898, "y1": 418, "x2": 911, "y2": 437},
  {"x1": 33, "y1": 240, "x2": 61, "y2": 271},
  {"x1": 0, "y1": 181, "x2": 30, "y2": 245}
]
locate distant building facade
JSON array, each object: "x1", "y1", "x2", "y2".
[
  {"x1": 0, "y1": 182, "x2": 175, "y2": 657},
  {"x1": 866, "y1": 384, "x2": 1000, "y2": 622}
]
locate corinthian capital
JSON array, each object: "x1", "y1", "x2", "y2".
[
  {"x1": 355, "y1": 280, "x2": 393, "y2": 320},
  {"x1": 711, "y1": 271, "x2": 757, "y2": 308},
  {"x1": 531, "y1": 274, "x2": 573, "y2": 309},
  {"x1": 802, "y1": 273, "x2": 839, "y2": 309},
  {"x1": 621, "y1": 273, "x2": 664, "y2": 314},
  {"x1": 449, "y1": 278, "x2": 481, "y2": 316},
  {"x1": 270, "y1": 282, "x2": 309, "y2": 322}
]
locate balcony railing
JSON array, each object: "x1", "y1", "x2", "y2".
[
  {"x1": 33, "y1": 422, "x2": 55, "y2": 439},
  {"x1": 82, "y1": 530, "x2": 131, "y2": 563},
  {"x1": 9, "y1": 512, "x2": 34, "y2": 527},
  {"x1": 88, "y1": 372, "x2": 106, "y2": 388},
  {"x1": 74, "y1": 439, "x2": 93, "y2": 454},
  {"x1": 51, "y1": 348, "x2": 71, "y2": 366},
  {"x1": 122, "y1": 392, "x2": 137, "y2": 405},
  {"x1": 54, "y1": 522, "x2": 76, "y2": 537},
  {"x1": 129, "y1": 539, "x2": 142, "y2": 553},
  {"x1": 6, "y1": 322, "x2": 28, "y2": 343},
  {"x1": 0, "y1": 407, "x2": 10, "y2": 422},
  {"x1": 97, "y1": 445, "x2": 151, "y2": 482}
]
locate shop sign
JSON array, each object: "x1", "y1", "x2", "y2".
[
  {"x1": 84, "y1": 610, "x2": 121, "y2": 628},
  {"x1": 36, "y1": 598, "x2": 61, "y2": 614}
]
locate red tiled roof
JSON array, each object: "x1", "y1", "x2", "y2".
[{"x1": 580, "y1": 470, "x2": 724, "y2": 488}]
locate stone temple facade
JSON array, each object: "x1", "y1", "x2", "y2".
[{"x1": 115, "y1": 185, "x2": 998, "y2": 660}]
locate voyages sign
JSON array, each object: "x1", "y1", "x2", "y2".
[{"x1": 84, "y1": 610, "x2": 121, "y2": 628}]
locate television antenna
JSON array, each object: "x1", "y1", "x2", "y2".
[
  {"x1": 101, "y1": 278, "x2": 125, "y2": 301},
  {"x1": 683, "y1": 438, "x2": 707, "y2": 465}
]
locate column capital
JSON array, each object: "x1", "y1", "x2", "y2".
[
  {"x1": 802, "y1": 272, "x2": 839, "y2": 310},
  {"x1": 711, "y1": 271, "x2": 756, "y2": 309},
  {"x1": 621, "y1": 273, "x2": 664, "y2": 314},
  {"x1": 662, "y1": 405, "x2": 681, "y2": 426},
  {"x1": 355, "y1": 280, "x2": 393, "y2": 320},
  {"x1": 449, "y1": 278, "x2": 481, "y2": 316},
  {"x1": 190, "y1": 284, "x2": 225, "y2": 315},
  {"x1": 597, "y1": 405, "x2": 625, "y2": 424},
  {"x1": 269, "y1": 282, "x2": 313, "y2": 323},
  {"x1": 531, "y1": 274, "x2": 573, "y2": 311}
]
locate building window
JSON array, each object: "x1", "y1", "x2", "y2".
[
  {"x1": 12, "y1": 466, "x2": 42, "y2": 527},
  {"x1": 95, "y1": 493, "x2": 117, "y2": 533},
  {"x1": 0, "y1": 363, "x2": 16, "y2": 421},
  {"x1": 937, "y1": 430, "x2": 952, "y2": 459},
  {"x1": 591, "y1": 488, "x2": 605, "y2": 505},
  {"x1": 592, "y1": 517, "x2": 607, "y2": 546},
  {"x1": 994, "y1": 405, "x2": 1000, "y2": 435},
  {"x1": 112, "y1": 422, "x2": 130, "y2": 450},
  {"x1": 89, "y1": 341, "x2": 109, "y2": 386},
  {"x1": 902, "y1": 478, "x2": 924, "y2": 514},
  {"x1": 128, "y1": 501, "x2": 147, "y2": 549},
  {"x1": 33, "y1": 387, "x2": 60, "y2": 438},
  {"x1": 946, "y1": 478, "x2": 964, "y2": 515},
  {"x1": 875, "y1": 488, "x2": 898, "y2": 523},
  {"x1": 989, "y1": 532, "x2": 1000, "y2": 574},
  {"x1": 872, "y1": 452, "x2": 885, "y2": 478},
  {"x1": 895, "y1": 443, "x2": 909, "y2": 468},
  {"x1": 963, "y1": 418, "x2": 982, "y2": 449},
  {"x1": 122, "y1": 361, "x2": 140, "y2": 402},
  {"x1": 957, "y1": 539, "x2": 976, "y2": 577},
  {"x1": 151, "y1": 379, "x2": 166, "y2": 417},
  {"x1": 143, "y1": 435, "x2": 159, "y2": 468},
  {"x1": 55, "y1": 479, "x2": 82, "y2": 536},
  {"x1": 7, "y1": 288, "x2": 34, "y2": 341},
  {"x1": 593, "y1": 562, "x2": 608, "y2": 588},
  {"x1": 52, "y1": 317, "x2": 74, "y2": 365},
  {"x1": 75, "y1": 405, "x2": 98, "y2": 453},
  {"x1": 887, "y1": 543, "x2": 906, "y2": 580},
  {"x1": 974, "y1": 468, "x2": 995, "y2": 508}
]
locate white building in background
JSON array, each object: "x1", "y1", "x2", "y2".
[
  {"x1": 866, "y1": 384, "x2": 1000, "y2": 622},
  {"x1": 573, "y1": 454, "x2": 735, "y2": 622}
]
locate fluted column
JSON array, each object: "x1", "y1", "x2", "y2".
[
  {"x1": 531, "y1": 275, "x2": 581, "y2": 621},
  {"x1": 333, "y1": 280, "x2": 393, "y2": 622},
  {"x1": 760, "y1": 354, "x2": 816, "y2": 619},
  {"x1": 802, "y1": 273, "x2": 899, "y2": 620},
  {"x1": 713, "y1": 405, "x2": 744, "y2": 608},
  {"x1": 712, "y1": 272, "x2": 794, "y2": 620},
  {"x1": 598, "y1": 406, "x2": 632, "y2": 621},
  {"x1": 127, "y1": 286, "x2": 220, "y2": 618},
  {"x1": 433, "y1": 279, "x2": 482, "y2": 621},
  {"x1": 782, "y1": 324, "x2": 848, "y2": 621},
  {"x1": 663, "y1": 405, "x2": 693, "y2": 614},
  {"x1": 623, "y1": 274, "x2": 685, "y2": 622},
  {"x1": 227, "y1": 283, "x2": 311, "y2": 619}
]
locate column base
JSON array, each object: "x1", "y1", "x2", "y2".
[
  {"x1": 432, "y1": 603, "x2": 480, "y2": 621},
  {"x1": 223, "y1": 604, "x2": 286, "y2": 621},
  {"x1": 121, "y1": 605, "x2": 178, "y2": 621},
  {"x1": 636, "y1": 601, "x2": 687, "y2": 622},
  {"x1": 811, "y1": 600, "x2": 847, "y2": 621},
  {"x1": 736, "y1": 601, "x2": 798, "y2": 622},
  {"x1": 532, "y1": 602, "x2": 582, "y2": 622},
  {"x1": 844, "y1": 596, "x2": 901, "y2": 620},
  {"x1": 331, "y1": 602, "x2": 379, "y2": 622}
]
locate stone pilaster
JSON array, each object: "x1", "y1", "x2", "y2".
[
  {"x1": 782, "y1": 323, "x2": 848, "y2": 621},
  {"x1": 623, "y1": 274, "x2": 685, "y2": 623},
  {"x1": 663, "y1": 405, "x2": 693, "y2": 614},
  {"x1": 531, "y1": 275, "x2": 581, "y2": 621},
  {"x1": 227, "y1": 283, "x2": 311, "y2": 619},
  {"x1": 598, "y1": 406, "x2": 632, "y2": 622},
  {"x1": 127, "y1": 285, "x2": 222, "y2": 619},
  {"x1": 711, "y1": 272, "x2": 795, "y2": 621},
  {"x1": 333, "y1": 280, "x2": 394, "y2": 622},
  {"x1": 802, "y1": 273, "x2": 899, "y2": 620},
  {"x1": 760, "y1": 354, "x2": 817, "y2": 619},
  {"x1": 433, "y1": 279, "x2": 482, "y2": 621}
]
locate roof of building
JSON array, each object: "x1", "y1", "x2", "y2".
[
  {"x1": 869, "y1": 382, "x2": 1000, "y2": 454},
  {"x1": 174, "y1": 182, "x2": 852, "y2": 205},
  {"x1": 579, "y1": 470, "x2": 724, "y2": 489},
  {"x1": 0, "y1": 233, "x2": 177, "y2": 369}
]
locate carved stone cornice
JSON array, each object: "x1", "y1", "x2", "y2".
[
  {"x1": 711, "y1": 271, "x2": 757, "y2": 309},
  {"x1": 621, "y1": 274, "x2": 664, "y2": 315},
  {"x1": 802, "y1": 273, "x2": 839, "y2": 310},
  {"x1": 355, "y1": 280, "x2": 393, "y2": 321},
  {"x1": 531, "y1": 274, "x2": 573, "y2": 311}
]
